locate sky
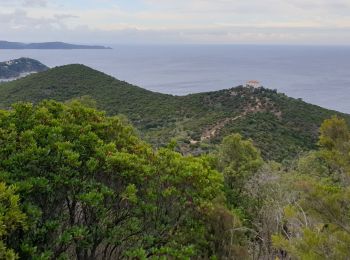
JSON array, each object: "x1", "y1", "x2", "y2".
[{"x1": 1, "y1": 0, "x2": 350, "y2": 45}]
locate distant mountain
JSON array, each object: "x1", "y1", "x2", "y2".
[
  {"x1": 0, "y1": 64, "x2": 348, "y2": 161},
  {"x1": 0, "y1": 41, "x2": 112, "y2": 49},
  {"x1": 0, "y1": 58, "x2": 48, "y2": 80}
]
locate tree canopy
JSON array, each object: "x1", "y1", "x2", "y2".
[
  {"x1": 273, "y1": 116, "x2": 350, "y2": 259},
  {"x1": 0, "y1": 100, "x2": 237, "y2": 259},
  {"x1": 0, "y1": 99, "x2": 349, "y2": 259}
]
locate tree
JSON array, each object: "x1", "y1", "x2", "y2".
[
  {"x1": 212, "y1": 134, "x2": 266, "y2": 258},
  {"x1": 0, "y1": 182, "x2": 27, "y2": 260},
  {"x1": 319, "y1": 116, "x2": 349, "y2": 152},
  {"x1": 216, "y1": 133, "x2": 263, "y2": 209},
  {"x1": 0, "y1": 100, "x2": 226, "y2": 259},
  {"x1": 244, "y1": 162, "x2": 292, "y2": 260},
  {"x1": 318, "y1": 116, "x2": 350, "y2": 182},
  {"x1": 273, "y1": 116, "x2": 350, "y2": 259},
  {"x1": 272, "y1": 176, "x2": 350, "y2": 259}
]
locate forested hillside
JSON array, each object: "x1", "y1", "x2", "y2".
[
  {"x1": 0, "y1": 64, "x2": 348, "y2": 161},
  {"x1": 1, "y1": 101, "x2": 350, "y2": 259}
]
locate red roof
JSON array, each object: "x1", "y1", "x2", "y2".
[{"x1": 247, "y1": 80, "x2": 260, "y2": 84}]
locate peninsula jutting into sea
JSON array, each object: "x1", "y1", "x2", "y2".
[
  {"x1": 0, "y1": 40, "x2": 112, "y2": 49},
  {"x1": 0, "y1": 58, "x2": 48, "y2": 80}
]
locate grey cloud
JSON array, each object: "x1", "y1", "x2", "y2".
[
  {"x1": 145, "y1": 0, "x2": 350, "y2": 18},
  {"x1": 23, "y1": 0, "x2": 48, "y2": 7},
  {"x1": 0, "y1": 9, "x2": 77, "y2": 30},
  {"x1": 1, "y1": 0, "x2": 350, "y2": 45},
  {"x1": 280, "y1": 0, "x2": 350, "y2": 15},
  {"x1": 54, "y1": 14, "x2": 79, "y2": 20},
  {"x1": 2, "y1": 22, "x2": 350, "y2": 45},
  {"x1": 0, "y1": 0, "x2": 48, "y2": 7}
]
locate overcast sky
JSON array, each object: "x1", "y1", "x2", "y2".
[{"x1": 1, "y1": 0, "x2": 350, "y2": 45}]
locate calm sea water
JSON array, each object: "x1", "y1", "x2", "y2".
[{"x1": 0, "y1": 45, "x2": 349, "y2": 113}]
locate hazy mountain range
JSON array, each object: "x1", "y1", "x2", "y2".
[{"x1": 0, "y1": 41, "x2": 111, "y2": 49}]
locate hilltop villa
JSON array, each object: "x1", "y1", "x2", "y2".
[{"x1": 245, "y1": 80, "x2": 261, "y2": 88}]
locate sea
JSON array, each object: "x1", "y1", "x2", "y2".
[{"x1": 0, "y1": 44, "x2": 349, "y2": 113}]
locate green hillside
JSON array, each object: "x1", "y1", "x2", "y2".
[{"x1": 0, "y1": 64, "x2": 347, "y2": 161}]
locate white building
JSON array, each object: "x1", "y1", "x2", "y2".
[{"x1": 245, "y1": 80, "x2": 261, "y2": 88}]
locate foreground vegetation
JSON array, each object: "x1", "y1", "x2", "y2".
[
  {"x1": 0, "y1": 101, "x2": 235, "y2": 259},
  {"x1": 0, "y1": 64, "x2": 348, "y2": 162},
  {"x1": 1, "y1": 99, "x2": 350, "y2": 259}
]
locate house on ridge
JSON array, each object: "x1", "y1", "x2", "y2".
[{"x1": 245, "y1": 80, "x2": 261, "y2": 88}]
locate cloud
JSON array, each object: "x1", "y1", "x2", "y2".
[
  {"x1": 0, "y1": 9, "x2": 78, "y2": 31},
  {"x1": 1, "y1": 0, "x2": 350, "y2": 44},
  {"x1": 0, "y1": 0, "x2": 48, "y2": 7},
  {"x1": 23, "y1": 0, "x2": 48, "y2": 7}
]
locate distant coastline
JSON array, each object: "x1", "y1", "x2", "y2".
[
  {"x1": 0, "y1": 45, "x2": 349, "y2": 113},
  {"x1": 0, "y1": 41, "x2": 112, "y2": 50},
  {"x1": 0, "y1": 57, "x2": 48, "y2": 80}
]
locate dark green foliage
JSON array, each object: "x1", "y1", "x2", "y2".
[
  {"x1": 0, "y1": 100, "x2": 233, "y2": 259},
  {"x1": 1, "y1": 96, "x2": 348, "y2": 259},
  {"x1": 216, "y1": 134, "x2": 263, "y2": 210},
  {"x1": 272, "y1": 117, "x2": 350, "y2": 259},
  {"x1": 0, "y1": 65, "x2": 348, "y2": 162},
  {"x1": 2, "y1": 64, "x2": 350, "y2": 259}
]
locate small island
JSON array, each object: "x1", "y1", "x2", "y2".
[
  {"x1": 0, "y1": 58, "x2": 49, "y2": 80},
  {"x1": 0, "y1": 41, "x2": 112, "y2": 50}
]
